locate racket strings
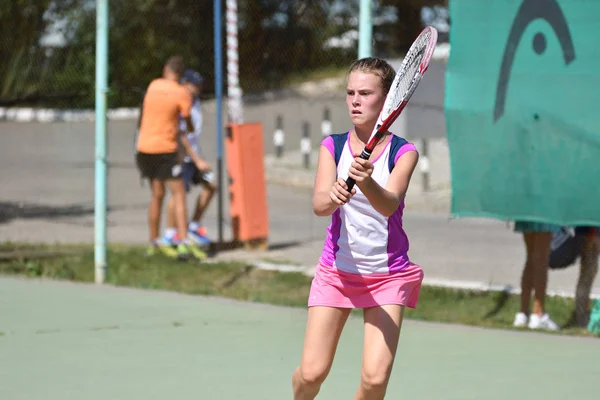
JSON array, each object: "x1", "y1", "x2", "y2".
[{"x1": 382, "y1": 30, "x2": 432, "y2": 119}]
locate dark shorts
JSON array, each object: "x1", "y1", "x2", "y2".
[
  {"x1": 181, "y1": 162, "x2": 215, "y2": 192},
  {"x1": 514, "y1": 221, "x2": 562, "y2": 233},
  {"x1": 514, "y1": 221, "x2": 599, "y2": 236},
  {"x1": 136, "y1": 152, "x2": 182, "y2": 181},
  {"x1": 575, "y1": 226, "x2": 600, "y2": 236}
]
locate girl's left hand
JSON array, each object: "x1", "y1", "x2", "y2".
[{"x1": 348, "y1": 156, "x2": 374, "y2": 186}]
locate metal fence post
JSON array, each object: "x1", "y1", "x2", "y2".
[
  {"x1": 301, "y1": 121, "x2": 311, "y2": 169},
  {"x1": 321, "y1": 107, "x2": 332, "y2": 137},
  {"x1": 94, "y1": 0, "x2": 109, "y2": 285},
  {"x1": 274, "y1": 114, "x2": 284, "y2": 158},
  {"x1": 420, "y1": 139, "x2": 430, "y2": 192}
]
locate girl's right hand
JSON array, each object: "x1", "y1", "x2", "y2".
[{"x1": 330, "y1": 178, "x2": 356, "y2": 206}]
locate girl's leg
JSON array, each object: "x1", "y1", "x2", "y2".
[
  {"x1": 520, "y1": 232, "x2": 535, "y2": 314},
  {"x1": 575, "y1": 234, "x2": 599, "y2": 326},
  {"x1": 192, "y1": 181, "x2": 217, "y2": 222},
  {"x1": 529, "y1": 232, "x2": 552, "y2": 316},
  {"x1": 354, "y1": 304, "x2": 405, "y2": 400},
  {"x1": 148, "y1": 179, "x2": 165, "y2": 241},
  {"x1": 166, "y1": 195, "x2": 177, "y2": 233},
  {"x1": 292, "y1": 306, "x2": 351, "y2": 400},
  {"x1": 166, "y1": 178, "x2": 188, "y2": 241}
]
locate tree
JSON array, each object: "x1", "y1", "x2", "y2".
[
  {"x1": 379, "y1": 0, "x2": 447, "y2": 53},
  {"x1": 238, "y1": 0, "x2": 343, "y2": 90},
  {"x1": 0, "y1": 0, "x2": 366, "y2": 108},
  {"x1": 0, "y1": 0, "x2": 86, "y2": 106}
]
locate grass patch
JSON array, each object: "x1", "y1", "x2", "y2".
[
  {"x1": 0, "y1": 243, "x2": 312, "y2": 307},
  {"x1": 0, "y1": 243, "x2": 596, "y2": 338}
]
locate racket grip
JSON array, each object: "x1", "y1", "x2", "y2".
[
  {"x1": 345, "y1": 177, "x2": 357, "y2": 192},
  {"x1": 344, "y1": 148, "x2": 372, "y2": 193}
]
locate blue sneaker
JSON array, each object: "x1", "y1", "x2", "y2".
[
  {"x1": 162, "y1": 233, "x2": 178, "y2": 247},
  {"x1": 188, "y1": 227, "x2": 211, "y2": 247}
]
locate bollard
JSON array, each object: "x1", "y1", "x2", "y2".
[
  {"x1": 301, "y1": 121, "x2": 311, "y2": 169},
  {"x1": 321, "y1": 107, "x2": 332, "y2": 137},
  {"x1": 420, "y1": 139, "x2": 430, "y2": 192},
  {"x1": 273, "y1": 114, "x2": 284, "y2": 158}
]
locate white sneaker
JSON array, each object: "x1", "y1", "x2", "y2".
[
  {"x1": 528, "y1": 313, "x2": 560, "y2": 331},
  {"x1": 513, "y1": 312, "x2": 528, "y2": 327}
]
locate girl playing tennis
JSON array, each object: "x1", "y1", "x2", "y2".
[{"x1": 292, "y1": 57, "x2": 423, "y2": 399}]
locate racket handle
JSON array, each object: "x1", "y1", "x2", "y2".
[
  {"x1": 344, "y1": 148, "x2": 372, "y2": 193},
  {"x1": 345, "y1": 177, "x2": 357, "y2": 192}
]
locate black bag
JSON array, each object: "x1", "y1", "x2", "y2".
[{"x1": 548, "y1": 227, "x2": 586, "y2": 270}]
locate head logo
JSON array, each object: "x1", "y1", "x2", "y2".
[{"x1": 494, "y1": 0, "x2": 575, "y2": 122}]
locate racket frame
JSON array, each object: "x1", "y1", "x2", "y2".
[{"x1": 345, "y1": 26, "x2": 438, "y2": 191}]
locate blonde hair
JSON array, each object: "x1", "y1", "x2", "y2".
[{"x1": 348, "y1": 57, "x2": 396, "y2": 94}]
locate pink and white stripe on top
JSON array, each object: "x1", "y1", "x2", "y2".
[{"x1": 318, "y1": 133, "x2": 418, "y2": 275}]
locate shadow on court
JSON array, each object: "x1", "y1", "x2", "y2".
[
  {"x1": 267, "y1": 241, "x2": 305, "y2": 251},
  {"x1": 0, "y1": 201, "x2": 148, "y2": 227},
  {"x1": 483, "y1": 289, "x2": 511, "y2": 319},
  {"x1": 0, "y1": 276, "x2": 598, "y2": 400},
  {"x1": 0, "y1": 201, "x2": 95, "y2": 224}
]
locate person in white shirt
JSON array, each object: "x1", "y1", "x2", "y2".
[{"x1": 163, "y1": 69, "x2": 216, "y2": 248}]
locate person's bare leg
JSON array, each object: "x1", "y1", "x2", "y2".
[
  {"x1": 167, "y1": 179, "x2": 188, "y2": 241},
  {"x1": 354, "y1": 305, "x2": 404, "y2": 400},
  {"x1": 292, "y1": 306, "x2": 350, "y2": 400},
  {"x1": 148, "y1": 179, "x2": 165, "y2": 241},
  {"x1": 166, "y1": 196, "x2": 177, "y2": 232},
  {"x1": 530, "y1": 232, "x2": 552, "y2": 316},
  {"x1": 575, "y1": 234, "x2": 599, "y2": 326},
  {"x1": 520, "y1": 233, "x2": 535, "y2": 314},
  {"x1": 191, "y1": 181, "x2": 217, "y2": 223}
]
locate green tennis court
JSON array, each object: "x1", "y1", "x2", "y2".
[{"x1": 1, "y1": 276, "x2": 598, "y2": 399}]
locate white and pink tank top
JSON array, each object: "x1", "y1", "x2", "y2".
[{"x1": 319, "y1": 132, "x2": 418, "y2": 275}]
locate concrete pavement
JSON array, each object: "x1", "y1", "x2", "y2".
[
  {"x1": 0, "y1": 119, "x2": 597, "y2": 300},
  {"x1": 0, "y1": 66, "x2": 598, "y2": 299}
]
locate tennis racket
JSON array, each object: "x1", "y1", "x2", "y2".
[{"x1": 345, "y1": 26, "x2": 438, "y2": 191}]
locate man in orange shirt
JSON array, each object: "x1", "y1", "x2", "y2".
[
  {"x1": 136, "y1": 56, "x2": 207, "y2": 259},
  {"x1": 162, "y1": 70, "x2": 216, "y2": 249}
]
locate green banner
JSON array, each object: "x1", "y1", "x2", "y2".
[{"x1": 445, "y1": 0, "x2": 600, "y2": 225}]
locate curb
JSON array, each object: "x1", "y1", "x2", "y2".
[
  {"x1": 0, "y1": 107, "x2": 139, "y2": 123},
  {"x1": 207, "y1": 257, "x2": 599, "y2": 300},
  {"x1": 247, "y1": 261, "x2": 600, "y2": 300}
]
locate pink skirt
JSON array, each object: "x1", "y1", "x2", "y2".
[{"x1": 308, "y1": 262, "x2": 424, "y2": 309}]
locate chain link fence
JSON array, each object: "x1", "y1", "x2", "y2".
[
  {"x1": 0, "y1": 0, "x2": 447, "y2": 243},
  {"x1": 3, "y1": 1, "x2": 596, "y2": 325}
]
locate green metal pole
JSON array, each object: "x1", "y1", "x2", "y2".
[
  {"x1": 95, "y1": 0, "x2": 108, "y2": 284},
  {"x1": 358, "y1": 0, "x2": 372, "y2": 58}
]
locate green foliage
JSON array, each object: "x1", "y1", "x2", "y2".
[
  {"x1": 0, "y1": 0, "x2": 443, "y2": 109},
  {"x1": 0, "y1": 0, "x2": 52, "y2": 102},
  {"x1": 379, "y1": 0, "x2": 447, "y2": 54},
  {"x1": 0, "y1": 1, "x2": 93, "y2": 106},
  {"x1": 0, "y1": 0, "x2": 350, "y2": 108}
]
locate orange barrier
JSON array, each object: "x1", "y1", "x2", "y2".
[{"x1": 225, "y1": 122, "x2": 269, "y2": 245}]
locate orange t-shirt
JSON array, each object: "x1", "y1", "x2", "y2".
[{"x1": 136, "y1": 78, "x2": 192, "y2": 154}]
